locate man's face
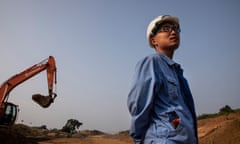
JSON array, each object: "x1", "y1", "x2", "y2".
[{"x1": 151, "y1": 22, "x2": 180, "y2": 50}]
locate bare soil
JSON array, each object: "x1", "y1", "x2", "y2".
[
  {"x1": 0, "y1": 112, "x2": 240, "y2": 144},
  {"x1": 39, "y1": 135, "x2": 132, "y2": 144},
  {"x1": 198, "y1": 112, "x2": 240, "y2": 144}
]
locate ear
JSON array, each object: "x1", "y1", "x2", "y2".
[{"x1": 151, "y1": 37, "x2": 157, "y2": 47}]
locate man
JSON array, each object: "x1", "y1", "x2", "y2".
[{"x1": 127, "y1": 15, "x2": 198, "y2": 144}]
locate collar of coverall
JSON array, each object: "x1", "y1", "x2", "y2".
[{"x1": 157, "y1": 52, "x2": 181, "y2": 68}]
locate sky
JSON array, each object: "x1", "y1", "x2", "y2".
[{"x1": 0, "y1": 0, "x2": 240, "y2": 133}]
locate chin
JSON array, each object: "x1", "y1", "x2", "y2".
[{"x1": 170, "y1": 44, "x2": 179, "y2": 50}]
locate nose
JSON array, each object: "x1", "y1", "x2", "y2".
[{"x1": 169, "y1": 29, "x2": 178, "y2": 35}]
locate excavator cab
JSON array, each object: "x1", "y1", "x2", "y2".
[{"x1": 0, "y1": 103, "x2": 18, "y2": 125}]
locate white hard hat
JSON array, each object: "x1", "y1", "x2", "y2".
[{"x1": 146, "y1": 15, "x2": 179, "y2": 48}]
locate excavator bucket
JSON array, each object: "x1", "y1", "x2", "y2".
[{"x1": 32, "y1": 94, "x2": 54, "y2": 108}]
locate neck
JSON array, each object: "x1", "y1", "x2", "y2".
[{"x1": 155, "y1": 47, "x2": 175, "y2": 59}]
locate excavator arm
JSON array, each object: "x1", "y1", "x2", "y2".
[
  {"x1": 0, "y1": 56, "x2": 57, "y2": 125},
  {"x1": 31, "y1": 56, "x2": 57, "y2": 108}
]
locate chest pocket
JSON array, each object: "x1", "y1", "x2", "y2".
[{"x1": 166, "y1": 76, "x2": 178, "y2": 100}]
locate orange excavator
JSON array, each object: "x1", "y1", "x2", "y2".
[{"x1": 0, "y1": 56, "x2": 57, "y2": 125}]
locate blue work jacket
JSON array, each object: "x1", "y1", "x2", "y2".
[{"x1": 127, "y1": 52, "x2": 198, "y2": 144}]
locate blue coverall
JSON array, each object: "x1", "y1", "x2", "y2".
[{"x1": 127, "y1": 52, "x2": 198, "y2": 144}]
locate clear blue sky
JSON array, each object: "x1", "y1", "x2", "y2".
[{"x1": 0, "y1": 0, "x2": 239, "y2": 132}]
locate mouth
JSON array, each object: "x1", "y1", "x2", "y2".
[{"x1": 169, "y1": 36, "x2": 179, "y2": 41}]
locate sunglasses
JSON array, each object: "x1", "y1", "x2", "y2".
[{"x1": 151, "y1": 22, "x2": 181, "y2": 36}]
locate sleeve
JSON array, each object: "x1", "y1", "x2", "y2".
[{"x1": 127, "y1": 57, "x2": 160, "y2": 143}]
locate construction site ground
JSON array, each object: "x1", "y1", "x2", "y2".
[{"x1": 0, "y1": 112, "x2": 240, "y2": 144}]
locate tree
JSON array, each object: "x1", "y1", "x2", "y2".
[
  {"x1": 219, "y1": 105, "x2": 234, "y2": 114},
  {"x1": 62, "y1": 119, "x2": 83, "y2": 134}
]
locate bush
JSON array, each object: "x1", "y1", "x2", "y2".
[
  {"x1": 219, "y1": 105, "x2": 234, "y2": 114},
  {"x1": 197, "y1": 105, "x2": 239, "y2": 120}
]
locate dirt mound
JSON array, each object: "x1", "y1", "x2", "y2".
[
  {"x1": 117, "y1": 130, "x2": 130, "y2": 136},
  {"x1": 199, "y1": 113, "x2": 240, "y2": 144},
  {"x1": 0, "y1": 124, "x2": 51, "y2": 144},
  {"x1": 12, "y1": 124, "x2": 47, "y2": 137},
  {"x1": 0, "y1": 125, "x2": 37, "y2": 144},
  {"x1": 80, "y1": 129, "x2": 105, "y2": 136},
  {"x1": 200, "y1": 119, "x2": 240, "y2": 144}
]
